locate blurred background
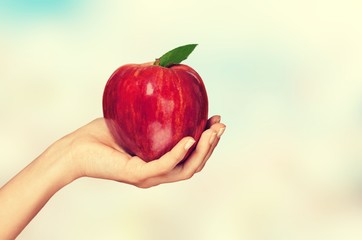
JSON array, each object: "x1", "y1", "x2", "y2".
[{"x1": 1, "y1": 0, "x2": 362, "y2": 239}]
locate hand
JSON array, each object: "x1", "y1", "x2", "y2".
[
  {"x1": 64, "y1": 116, "x2": 226, "y2": 188},
  {"x1": 0, "y1": 116, "x2": 225, "y2": 238}
]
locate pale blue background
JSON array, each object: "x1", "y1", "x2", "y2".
[{"x1": 1, "y1": 1, "x2": 362, "y2": 239}]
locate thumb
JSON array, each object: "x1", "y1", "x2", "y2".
[{"x1": 141, "y1": 137, "x2": 196, "y2": 178}]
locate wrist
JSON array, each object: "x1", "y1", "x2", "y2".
[
  {"x1": 39, "y1": 137, "x2": 81, "y2": 188},
  {"x1": 0, "y1": 136, "x2": 81, "y2": 239}
]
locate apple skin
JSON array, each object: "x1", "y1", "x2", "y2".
[{"x1": 102, "y1": 63, "x2": 208, "y2": 162}]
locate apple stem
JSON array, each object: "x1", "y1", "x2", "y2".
[{"x1": 154, "y1": 58, "x2": 161, "y2": 66}]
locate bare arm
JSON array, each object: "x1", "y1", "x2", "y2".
[
  {"x1": 0, "y1": 117, "x2": 225, "y2": 239},
  {"x1": 0, "y1": 142, "x2": 76, "y2": 239}
]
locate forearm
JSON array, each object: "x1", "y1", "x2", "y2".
[
  {"x1": 0, "y1": 139, "x2": 77, "y2": 239},
  {"x1": 0, "y1": 117, "x2": 225, "y2": 239}
]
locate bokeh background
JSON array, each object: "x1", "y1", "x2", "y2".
[{"x1": 1, "y1": 0, "x2": 362, "y2": 239}]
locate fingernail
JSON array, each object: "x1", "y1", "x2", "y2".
[
  {"x1": 215, "y1": 115, "x2": 221, "y2": 123},
  {"x1": 184, "y1": 139, "x2": 196, "y2": 150},
  {"x1": 209, "y1": 132, "x2": 217, "y2": 144},
  {"x1": 217, "y1": 128, "x2": 225, "y2": 138}
]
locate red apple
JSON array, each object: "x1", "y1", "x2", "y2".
[{"x1": 102, "y1": 45, "x2": 208, "y2": 162}]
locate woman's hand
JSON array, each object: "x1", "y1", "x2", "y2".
[
  {"x1": 0, "y1": 116, "x2": 225, "y2": 239},
  {"x1": 65, "y1": 116, "x2": 226, "y2": 188}
]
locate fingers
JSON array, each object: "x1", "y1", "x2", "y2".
[
  {"x1": 206, "y1": 115, "x2": 221, "y2": 128},
  {"x1": 196, "y1": 124, "x2": 226, "y2": 172},
  {"x1": 177, "y1": 128, "x2": 218, "y2": 178},
  {"x1": 137, "y1": 124, "x2": 225, "y2": 188},
  {"x1": 130, "y1": 116, "x2": 225, "y2": 188}
]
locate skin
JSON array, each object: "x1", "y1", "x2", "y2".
[{"x1": 0, "y1": 116, "x2": 225, "y2": 239}]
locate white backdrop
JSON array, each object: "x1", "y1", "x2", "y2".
[{"x1": 1, "y1": 0, "x2": 362, "y2": 239}]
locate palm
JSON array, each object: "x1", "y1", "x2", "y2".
[{"x1": 73, "y1": 116, "x2": 225, "y2": 188}]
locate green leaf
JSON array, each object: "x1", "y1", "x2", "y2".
[{"x1": 156, "y1": 44, "x2": 198, "y2": 68}]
